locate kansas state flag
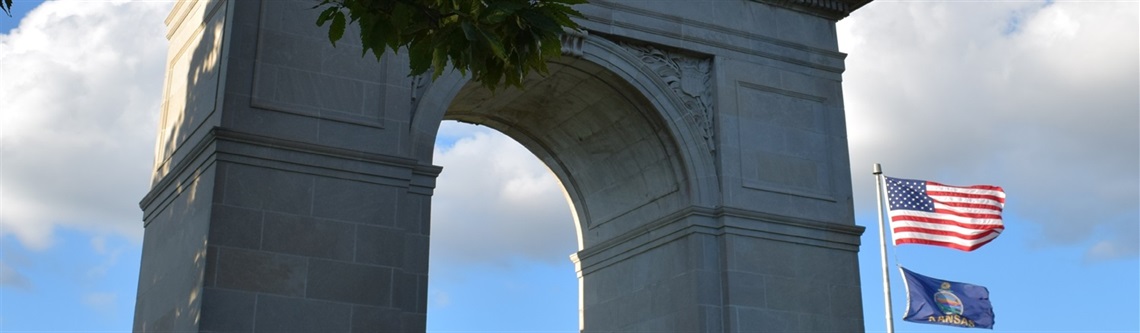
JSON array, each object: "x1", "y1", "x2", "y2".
[{"x1": 900, "y1": 267, "x2": 994, "y2": 329}]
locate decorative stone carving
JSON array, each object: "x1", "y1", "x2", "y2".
[
  {"x1": 561, "y1": 29, "x2": 587, "y2": 58},
  {"x1": 621, "y1": 42, "x2": 716, "y2": 153}
]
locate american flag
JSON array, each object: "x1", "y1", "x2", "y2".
[{"x1": 885, "y1": 176, "x2": 1006, "y2": 251}]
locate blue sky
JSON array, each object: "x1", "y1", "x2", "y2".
[{"x1": 1, "y1": 0, "x2": 1137, "y2": 332}]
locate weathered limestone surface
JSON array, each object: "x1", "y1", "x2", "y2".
[{"x1": 134, "y1": 0, "x2": 872, "y2": 331}]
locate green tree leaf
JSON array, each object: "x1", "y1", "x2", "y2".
[
  {"x1": 328, "y1": 11, "x2": 347, "y2": 46},
  {"x1": 314, "y1": 0, "x2": 585, "y2": 91},
  {"x1": 316, "y1": 7, "x2": 337, "y2": 26},
  {"x1": 408, "y1": 38, "x2": 434, "y2": 74}
]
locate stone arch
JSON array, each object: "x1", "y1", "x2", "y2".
[
  {"x1": 410, "y1": 34, "x2": 720, "y2": 248},
  {"x1": 134, "y1": 1, "x2": 871, "y2": 331}
]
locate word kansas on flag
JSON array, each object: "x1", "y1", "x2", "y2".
[
  {"x1": 900, "y1": 267, "x2": 994, "y2": 329},
  {"x1": 885, "y1": 176, "x2": 1006, "y2": 251}
]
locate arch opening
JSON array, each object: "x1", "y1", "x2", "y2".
[{"x1": 425, "y1": 121, "x2": 579, "y2": 331}]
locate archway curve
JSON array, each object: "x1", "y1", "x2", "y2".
[{"x1": 410, "y1": 34, "x2": 720, "y2": 249}]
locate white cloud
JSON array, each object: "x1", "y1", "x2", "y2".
[
  {"x1": 1086, "y1": 227, "x2": 1140, "y2": 263},
  {"x1": 839, "y1": 1, "x2": 1139, "y2": 260},
  {"x1": 429, "y1": 123, "x2": 579, "y2": 267},
  {"x1": 86, "y1": 235, "x2": 125, "y2": 279},
  {"x1": 1, "y1": 1, "x2": 171, "y2": 249},
  {"x1": 82, "y1": 291, "x2": 118, "y2": 312},
  {"x1": 431, "y1": 289, "x2": 452, "y2": 308}
]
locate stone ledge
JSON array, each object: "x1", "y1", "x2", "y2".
[
  {"x1": 572, "y1": 206, "x2": 865, "y2": 275},
  {"x1": 753, "y1": 0, "x2": 874, "y2": 20},
  {"x1": 141, "y1": 127, "x2": 442, "y2": 222}
]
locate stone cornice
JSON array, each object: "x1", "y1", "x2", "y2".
[
  {"x1": 571, "y1": 205, "x2": 865, "y2": 274},
  {"x1": 140, "y1": 127, "x2": 443, "y2": 222},
  {"x1": 753, "y1": 0, "x2": 873, "y2": 20}
]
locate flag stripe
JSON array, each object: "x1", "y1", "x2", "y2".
[
  {"x1": 929, "y1": 195, "x2": 1005, "y2": 208},
  {"x1": 895, "y1": 236, "x2": 997, "y2": 252},
  {"x1": 893, "y1": 228, "x2": 1002, "y2": 244},
  {"x1": 894, "y1": 230, "x2": 1000, "y2": 249},
  {"x1": 927, "y1": 181, "x2": 1006, "y2": 194},
  {"x1": 934, "y1": 205, "x2": 1003, "y2": 216},
  {"x1": 931, "y1": 208, "x2": 1002, "y2": 219},
  {"x1": 889, "y1": 211, "x2": 1003, "y2": 227},
  {"x1": 892, "y1": 226, "x2": 1001, "y2": 240},
  {"x1": 892, "y1": 220, "x2": 1004, "y2": 236},
  {"x1": 926, "y1": 191, "x2": 1005, "y2": 203},
  {"x1": 937, "y1": 201, "x2": 1004, "y2": 212},
  {"x1": 933, "y1": 205, "x2": 1005, "y2": 215}
]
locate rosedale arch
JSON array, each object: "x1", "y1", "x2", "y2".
[{"x1": 133, "y1": 0, "x2": 873, "y2": 331}]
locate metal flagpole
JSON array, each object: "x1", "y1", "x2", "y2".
[{"x1": 873, "y1": 163, "x2": 895, "y2": 333}]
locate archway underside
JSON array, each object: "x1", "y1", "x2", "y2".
[{"x1": 442, "y1": 58, "x2": 688, "y2": 249}]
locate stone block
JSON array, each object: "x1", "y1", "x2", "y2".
[
  {"x1": 257, "y1": 30, "x2": 324, "y2": 73},
  {"x1": 391, "y1": 271, "x2": 421, "y2": 313},
  {"x1": 222, "y1": 164, "x2": 313, "y2": 216},
  {"x1": 260, "y1": 0, "x2": 327, "y2": 38},
  {"x1": 262, "y1": 212, "x2": 355, "y2": 261},
  {"x1": 699, "y1": 305, "x2": 724, "y2": 332},
  {"x1": 350, "y1": 305, "x2": 402, "y2": 333},
  {"x1": 395, "y1": 193, "x2": 429, "y2": 235},
  {"x1": 764, "y1": 275, "x2": 830, "y2": 315},
  {"x1": 203, "y1": 246, "x2": 218, "y2": 288},
  {"x1": 320, "y1": 43, "x2": 382, "y2": 83},
  {"x1": 313, "y1": 177, "x2": 397, "y2": 225},
  {"x1": 400, "y1": 313, "x2": 427, "y2": 333},
  {"x1": 263, "y1": 67, "x2": 367, "y2": 114},
  {"x1": 402, "y1": 234, "x2": 430, "y2": 275},
  {"x1": 725, "y1": 271, "x2": 767, "y2": 308},
  {"x1": 354, "y1": 224, "x2": 404, "y2": 267},
  {"x1": 829, "y1": 283, "x2": 865, "y2": 318},
  {"x1": 254, "y1": 294, "x2": 351, "y2": 332},
  {"x1": 224, "y1": 49, "x2": 257, "y2": 97},
  {"x1": 735, "y1": 307, "x2": 797, "y2": 333},
  {"x1": 214, "y1": 248, "x2": 307, "y2": 297},
  {"x1": 199, "y1": 288, "x2": 256, "y2": 332},
  {"x1": 207, "y1": 205, "x2": 263, "y2": 249},
  {"x1": 224, "y1": 96, "x2": 321, "y2": 143},
  {"x1": 307, "y1": 259, "x2": 393, "y2": 306},
  {"x1": 316, "y1": 119, "x2": 394, "y2": 158}
]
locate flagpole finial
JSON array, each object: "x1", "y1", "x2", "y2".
[{"x1": 873, "y1": 163, "x2": 882, "y2": 175}]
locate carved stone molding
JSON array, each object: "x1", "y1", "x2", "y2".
[
  {"x1": 753, "y1": 0, "x2": 873, "y2": 20},
  {"x1": 561, "y1": 29, "x2": 588, "y2": 58},
  {"x1": 620, "y1": 42, "x2": 716, "y2": 154}
]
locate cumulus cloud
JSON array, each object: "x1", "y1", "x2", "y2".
[
  {"x1": 1, "y1": 1, "x2": 171, "y2": 249},
  {"x1": 429, "y1": 122, "x2": 579, "y2": 267},
  {"x1": 839, "y1": 1, "x2": 1138, "y2": 260}
]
